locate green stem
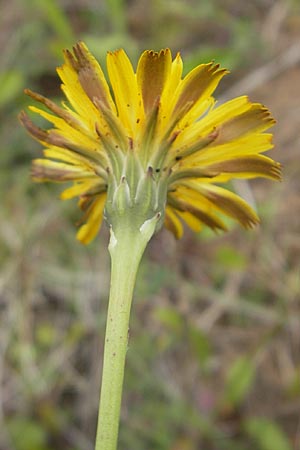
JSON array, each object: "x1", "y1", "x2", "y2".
[{"x1": 95, "y1": 219, "x2": 157, "y2": 450}]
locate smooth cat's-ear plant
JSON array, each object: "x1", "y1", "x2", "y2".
[{"x1": 20, "y1": 42, "x2": 280, "y2": 450}]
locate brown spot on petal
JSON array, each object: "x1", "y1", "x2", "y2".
[
  {"x1": 68, "y1": 42, "x2": 111, "y2": 109},
  {"x1": 137, "y1": 49, "x2": 172, "y2": 114}
]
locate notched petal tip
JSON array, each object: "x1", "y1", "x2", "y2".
[
  {"x1": 57, "y1": 41, "x2": 115, "y2": 115},
  {"x1": 61, "y1": 48, "x2": 78, "y2": 70},
  {"x1": 107, "y1": 48, "x2": 125, "y2": 57},
  {"x1": 143, "y1": 48, "x2": 171, "y2": 58},
  {"x1": 72, "y1": 41, "x2": 87, "y2": 58}
]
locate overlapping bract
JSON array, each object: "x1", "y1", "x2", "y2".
[{"x1": 21, "y1": 42, "x2": 280, "y2": 243}]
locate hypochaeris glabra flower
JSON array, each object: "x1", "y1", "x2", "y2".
[
  {"x1": 20, "y1": 42, "x2": 281, "y2": 450},
  {"x1": 20, "y1": 42, "x2": 280, "y2": 245}
]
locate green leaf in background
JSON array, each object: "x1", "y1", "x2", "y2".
[
  {"x1": 29, "y1": 0, "x2": 75, "y2": 45},
  {"x1": 215, "y1": 245, "x2": 247, "y2": 270},
  {"x1": 244, "y1": 417, "x2": 292, "y2": 450},
  {"x1": 188, "y1": 325, "x2": 212, "y2": 366},
  {"x1": 105, "y1": 0, "x2": 127, "y2": 33},
  {"x1": 223, "y1": 356, "x2": 256, "y2": 406},
  {"x1": 35, "y1": 323, "x2": 57, "y2": 348},
  {"x1": 287, "y1": 368, "x2": 300, "y2": 397},
  {"x1": 0, "y1": 71, "x2": 24, "y2": 108},
  {"x1": 6, "y1": 417, "x2": 49, "y2": 450},
  {"x1": 154, "y1": 306, "x2": 184, "y2": 335},
  {"x1": 184, "y1": 46, "x2": 243, "y2": 73}
]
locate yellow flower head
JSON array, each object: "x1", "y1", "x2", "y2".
[{"x1": 21, "y1": 42, "x2": 280, "y2": 244}]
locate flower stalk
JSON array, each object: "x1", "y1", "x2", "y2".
[{"x1": 95, "y1": 225, "x2": 150, "y2": 450}]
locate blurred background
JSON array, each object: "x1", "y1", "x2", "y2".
[{"x1": 0, "y1": 0, "x2": 300, "y2": 449}]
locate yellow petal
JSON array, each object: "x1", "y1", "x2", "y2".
[
  {"x1": 31, "y1": 159, "x2": 95, "y2": 182},
  {"x1": 168, "y1": 189, "x2": 226, "y2": 231},
  {"x1": 60, "y1": 180, "x2": 104, "y2": 200},
  {"x1": 28, "y1": 124, "x2": 107, "y2": 168},
  {"x1": 157, "y1": 52, "x2": 184, "y2": 136},
  {"x1": 176, "y1": 97, "x2": 275, "y2": 151},
  {"x1": 107, "y1": 49, "x2": 143, "y2": 135},
  {"x1": 182, "y1": 133, "x2": 274, "y2": 167},
  {"x1": 25, "y1": 89, "x2": 85, "y2": 132},
  {"x1": 76, "y1": 194, "x2": 106, "y2": 244},
  {"x1": 164, "y1": 206, "x2": 183, "y2": 239},
  {"x1": 205, "y1": 154, "x2": 281, "y2": 180},
  {"x1": 174, "y1": 96, "x2": 247, "y2": 148},
  {"x1": 28, "y1": 106, "x2": 99, "y2": 145},
  {"x1": 44, "y1": 146, "x2": 93, "y2": 166},
  {"x1": 26, "y1": 109, "x2": 109, "y2": 170},
  {"x1": 72, "y1": 42, "x2": 116, "y2": 112},
  {"x1": 27, "y1": 96, "x2": 113, "y2": 150},
  {"x1": 137, "y1": 49, "x2": 172, "y2": 114},
  {"x1": 57, "y1": 51, "x2": 101, "y2": 128},
  {"x1": 176, "y1": 210, "x2": 203, "y2": 233},
  {"x1": 183, "y1": 181, "x2": 259, "y2": 228},
  {"x1": 43, "y1": 149, "x2": 108, "y2": 187},
  {"x1": 174, "y1": 63, "x2": 228, "y2": 126},
  {"x1": 214, "y1": 103, "x2": 275, "y2": 144}
]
